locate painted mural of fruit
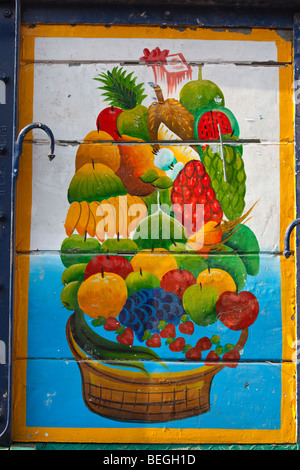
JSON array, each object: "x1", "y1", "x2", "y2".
[
  {"x1": 100, "y1": 236, "x2": 139, "y2": 260},
  {"x1": 75, "y1": 130, "x2": 121, "y2": 173},
  {"x1": 61, "y1": 263, "x2": 87, "y2": 286},
  {"x1": 118, "y1": 288, "x2": 184, "y2": 341},
  {"x1": 84, "y1": 254, "x2": 133, "y2": 281},
  {"x1": 94, "y1": 66, "x2": 149, "y2": 141},
  {"x1": 224, "y1": 224, "x2": 260, "y2": 276},
  {"x1": 116, "y1": 135, "x2": 165, "y2": 196},
  {"x1": 92, "y1": 194, "x2": 148, "y2": 241},
  {"x1": 75, "y1": 130, "x2": 120, "y2": 171},
  {"x1": 60, "y1": 234, "x2": 101, "y2": 268},
  {"x1": 160, "y1": 269, "x2": 196, "y2": 299},
  {"x1": 216, "y1": 290, "x2": 259, "y2": 331},
  {"x1": 130, "y1": 248, "x2": 177, "y2": 280},
  {"x1": 125, "y1": 270, "x2": 160, "y2": 297},
  {"x1": 207, "y1": 246, "x2": 247, "y2": 292},
  {"x1": 96, "y1": 106, "x2": 124, "y2": 140},
  {"x1": 78, "y1": 271, "x2": 128, "y2": 319},
  {"x1": 182, "y1": 284, "x2": 219, "y2": 327},
  {"x1": 187, "y1": 220, "x2": 223, "y2": 257},
  {"x1": 202, "y1": 144, "x2": 246, "y2": 220},
  {"x1": 60, "y1": 280, "x2": 81, "y2": 310},
  {"x1": 172, "y1": 249, "x2": 208, "y2": 279},
  {"x1": 196, "y1": 268, "x2": 236, "y2": 295},
  {"x1": 132, "y1": 208, "x2": 188, "y2": 250},
  {"x1": 67, "y1": 162, "x2": 126, "y2": 204},
  {"x1": 179, "y1": 67, "x2": 225, "y2": 116},
  {"x1": 156, "y1": 123, "x2": 201, "y2": 166},
  {"x1": 194, "y1": 107, "x2": 240, "y2": 142},
  {"x1": 147, "y1": 83, "x2": 194, "y2": 141},
  {"x1": 171, "y1": 160, "x2": 223, "y2": 235}
]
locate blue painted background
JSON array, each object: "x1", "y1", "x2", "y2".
[{"x1": 25, "y1": 253, "x2": 282, "y2": 430}]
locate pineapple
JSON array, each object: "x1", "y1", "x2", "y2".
[
  {"x1": 147, "y1": 83, "x2": 194, "y2": 142},
  {"x1": 94, "y1": 66, "x2": 149, "y2": 141}
]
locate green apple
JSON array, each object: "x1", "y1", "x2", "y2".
[
  {"x1": 117, "y1": 105, "x2": 149, "y2": 141},
  {"x1": 100, "y1": 237, "x2": 139, "y2": 261},
  {"x1": 169, "y1": 244, "x2": 208, "y2": 279},
  {"x1": 60, "y1": 280, "x2": 81, "y2": 310},
  {"x1": 60, "y1": 234, "x2": 101, "y2": 268},
  {"x1": 125, "y1": 270, "x2": 160, "y2": 297},
  {"x1": 182, "y1": 284, "x2": 219, "y2": 326},
  {"x1": 61, "y1": 263, "x2": 87, "y2": 286}
]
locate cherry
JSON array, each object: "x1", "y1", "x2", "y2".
[
  {"x1": 205, "y1": 350, "x2": 221, "y2": 366},
  {"x1": 104, "y1": 317, "x2": 121, "y2": 331},
  {"x1": 169, "y1": 337, "x2": 185, "y2": 352},
  {"x1": 179, "y1": 321, "x2": 194, "y2": 335},
  {"x1": 146, "y1": 333, "x2": 161, "y2": 348},
  {"x1": 185, "y1": 347, "x2": 202, "y2": 361},
  {"x1": 160, "y1": 323, "x2": 176, "y2": 338},
  {"x1": 222, "y1": 350, "x2": 240, "y2": 368},
  {"x1": 196, "y1": 336, "x2": 212, "y2": 351},
  {"x1": 116, "y1": 327, "x2": 134, "y2": 346}
]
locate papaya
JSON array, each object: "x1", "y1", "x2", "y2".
[{"x1": 224, "y1": 224, "x2": 260, "y2": 276}]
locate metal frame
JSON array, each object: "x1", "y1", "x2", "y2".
[{"x1": 0, "y1": 0, "x2": 299, "y2": 446}]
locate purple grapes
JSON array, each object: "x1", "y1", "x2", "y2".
[{"x1": 118, "y1": 288, "x2": 184, "y2": 342}]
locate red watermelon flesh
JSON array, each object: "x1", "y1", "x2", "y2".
[{"x1": 197, "y1": 111, "x2": 232, "y2": 140}]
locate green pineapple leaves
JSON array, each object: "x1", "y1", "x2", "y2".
[{"x1": 94, "y1": 66, "x2": 147, "y2": 110}]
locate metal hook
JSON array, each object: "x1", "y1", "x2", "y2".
[
  {"x1": 13, "y1": 122, "x2": 55, "y2": 180},
  {"x1": 283, "y1": 218, "x2": 300, "y2": 258}
]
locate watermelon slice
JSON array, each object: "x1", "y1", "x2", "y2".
[{"x1": 195, "y1": 106, "x2": 240, "y2": 141}]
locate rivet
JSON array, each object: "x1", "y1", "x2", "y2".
[
  {"x1": 164, "y1": 10, "x2": 172, "y2": 19},
  {"x1": 3, "y1": 9, "x2": 12, "y2": 18},
  {"x1": 0, "y1": 74, "x2": 9, "y2": 83}
]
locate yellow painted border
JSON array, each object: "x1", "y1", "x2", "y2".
[{"x1": 13, "y1": 24, "x2": 296, "y2": 444}]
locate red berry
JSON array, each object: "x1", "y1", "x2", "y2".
[
  {"x1": 169, "y1": 337, "x2": 185, "y2": 352},
  {"x1": 223, "y1": 350, "x2": 240, "y2": 368},
  {"x1": 202, "y1": 173, "x2": 210, "y2": 188},
  {"x1": 185, "y1": 347, "x2": 202, "y2": 361},
  {"x1": 179, "y1": 321, "x2": 194, "y2": 335},
  {"x1": 184, "y1": 161, "x2": 196, "y2": 177},
  {"x1": 146, "y1": 333, "x2": 161, "y2": 348},
  {"x1": 205, "y1": 350, "x2": 221, "y2": 366},
  {"x1": 104, "y1": 317, "x2": 121, "y2": 331},
  {"x1": 117, "y1": 327, "x2": 134, "y2": 346},
  {"x1": 160, "y1": 323, "x2": 176, "y2": 338},
  {"x1": 196, "y1": 336, "x2": 212, "y2": 351}
]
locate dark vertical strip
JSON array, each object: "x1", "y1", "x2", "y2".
[
  {"x1": 0, "y1": 0, "x2": 19, "y2": 447},
  {"x1": 294, "y1": 13, "x2": 300, "y2": 444}
]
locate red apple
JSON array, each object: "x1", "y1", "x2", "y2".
[
  {"x1": 96, "y1": 106, "x2": 123, "y2": 140},
  {"x1": 216, "y1": 291, "x2": 259, "y2": 331},
  {"x1": 84, "y1": 254, "x2": 133, "y2": 281},
  {"x1": 160, "y1": 269, "x2": 196, "y2": 299}
]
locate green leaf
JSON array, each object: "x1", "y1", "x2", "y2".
[
  {"x1": 139, "y1": 169, "x2": 160, "y2": 183},
  {"x1": 151, "y1": 176, "x2": 174, "y2": 189}
]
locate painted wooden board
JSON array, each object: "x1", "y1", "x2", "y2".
[{"x1": 13, "y1": 24, "x2": 296, "y2": 444}]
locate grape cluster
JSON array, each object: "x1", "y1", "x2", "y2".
[{"x1": 118, "y1": 288, "x2": 184, "y2": 342}]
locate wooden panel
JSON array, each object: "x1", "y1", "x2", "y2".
[{"x1": 13, "y1": 24, "x2": 296, "y2": 444}]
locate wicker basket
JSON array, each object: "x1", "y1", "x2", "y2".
[{"x1": 66, "y1": 318, "x2": 248, "y2": 423}]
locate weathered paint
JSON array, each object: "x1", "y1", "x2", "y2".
[{"x1": 12, "y1": 24, "x2": 296, "y2": 444}]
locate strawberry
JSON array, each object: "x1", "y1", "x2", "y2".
[
  {"x1": 104, "y1": 317, "x2": 121, "y2": 331},
  {"x1": 196, "y1": 336, "x2": 212, "y2": 351},
  {"x1": 171, "y1": 160, "x2": 223, "y2": 235},
  {"x1": 185, "y1": 347, "x2": 202, "y2": 361},
  {"x1": 205, "y1": 350, "x2": 221, "y2": 366},
  {"x1": 160, "y1": 323, "x2": 176, "y2": 339},
  {"x1": 179, "y1": 321, "x2": 194, "y2": 335},
  {"x1": 116, "y1": 327, "x2": 134, "y2": 346},
  {"x1": 146, "y1": 333, "x2": 161, "y2": 348},
  {"x1": 222, "y1": 349, "x2": 240, "y2": 368},
  {"x1": 169, "y1": 337, "x2": 185, "y2": 352}
]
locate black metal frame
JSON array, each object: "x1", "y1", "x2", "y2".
[{"x1": 0, "y1": 0, "x2": 299, "y2": 446}]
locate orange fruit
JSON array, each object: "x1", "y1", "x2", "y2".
[
  {"x1": 187, "y1": 221, "x2": 223, "y2": 258},
  {"x1": 197, "y1": 268, "x2": 236, "y2": 295},
  {"x1": 130, "y1": 248, "x2": 177, "y2": 280},
  {"x1": 75, "y1": 130, "x2": 120, "y2": 172},
  {"x1": 77, "y1": 271, "x2": 127, "y2": 319}
]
